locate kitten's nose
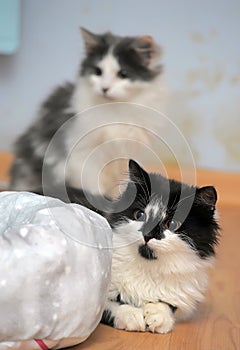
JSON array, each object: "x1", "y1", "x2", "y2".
[
  {"x1": 144, "y1": 235, "x2": 152, "y2": 243},
  {"x1": 102, "y1": 87, "x2": 109, "y2": 94},
  {"x1": 142, "y1": 225, "x2": 165, "y2": 243}
]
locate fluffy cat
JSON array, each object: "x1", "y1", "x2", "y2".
[
  {"x1": 10, "y1": 28, "x2": 165, "y2": 195},
  {"x1": 42, "y1": 160, "x2": 219, "y2": 333}
]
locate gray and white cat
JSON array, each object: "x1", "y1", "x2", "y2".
[
  {"x1": 10, "y1": 28, "x2": 165, "y2": 195},
  {"x1": 43, "y1": 160, "x2": 219, "y2": 333}
]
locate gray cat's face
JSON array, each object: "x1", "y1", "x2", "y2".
[
  {"x1": 84, "y1": 52, "x2": 139, "y2": 100},
  {"x1": 79, "y1": 28, "x2": 162, "y2": 100}
]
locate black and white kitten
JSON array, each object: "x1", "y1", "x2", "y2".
[
  {"x1": 46, "y1": 160, "x2": 219, "y2": 333},
  {"x1": 10, "y1": 28, "x2": 165, "y2": 195}
]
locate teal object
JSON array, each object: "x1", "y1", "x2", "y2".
[{"x1": 0, "y1": 0, "x2": 20, "y2": 54}]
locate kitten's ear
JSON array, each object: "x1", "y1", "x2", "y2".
[
  {"x1": 196, "y1": 186, "x2": 218, "y2": 208},
  {"x1": 80, "y1": 27, "x2": 100, "y2": 54},
  {"x1": 128, "y1": 160, "x2": 151, "y2": 193},
  {"x1": 133, "y1": 35, "x2": 161, "y2": 66}
]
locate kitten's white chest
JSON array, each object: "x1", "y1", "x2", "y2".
[{"x1": 108, "y1": 229, "x2": 213, "y2": 319}]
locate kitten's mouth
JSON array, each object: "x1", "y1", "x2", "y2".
[{"x1": 138, "y1": 243, "x2": 157, "y2": 260}]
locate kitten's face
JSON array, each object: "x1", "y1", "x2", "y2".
[
  {"x1": 80, "y1": 28, "x2": 162, "y2": 101},
  {"x1": 108, "y1": 160, "x2": 219, "y2": 261}
]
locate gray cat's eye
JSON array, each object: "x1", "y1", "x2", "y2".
[
  {"x1": 133, "y1": 210, "x2": 146, "y2": 221},
  {"x1": 94, "y1": 67, "x2": 102, "y2": 76},
  {"x1": 118, "y1": 69, "x2": 128, "y2": 79}
]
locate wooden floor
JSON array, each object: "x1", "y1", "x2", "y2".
[{"x1": 0, "y1": 152, "x2": 239, "y2": 350}]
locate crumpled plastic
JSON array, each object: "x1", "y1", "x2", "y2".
[{"x1": 0, "y1": 191, "x2": 112, "y2": 349}]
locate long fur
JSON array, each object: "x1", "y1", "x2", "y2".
[
  {"x1": 39, "y1": 160, "x2": 220, "y2": 333},
  {"x1": 10, "y1": 28, "x2": 165, "y2": 195}
]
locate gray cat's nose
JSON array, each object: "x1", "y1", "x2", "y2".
[{"x1": 102, "y1": 87, "x2": 109, "y2": 94}]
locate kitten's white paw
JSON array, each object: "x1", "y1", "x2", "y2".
[
  {"x1": 143, "y1": 302, "x2": 175, "y2": 334},
  {"x1": 114, "y1": 304, "x2": 145, "y2": 332}
]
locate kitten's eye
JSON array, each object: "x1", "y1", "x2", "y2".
[
  {"x1": 118, "y1": 69, "x2": 128, "y2": 79},
  {"x1": 133, "y1": 210, "x2": 146, "y2": 221},
  {"x1": 168, "y1": 219, "x2": 181, "y2": 231},
  {"x1": 94, "y1": 67, "x2": 102, "y2": 76}
]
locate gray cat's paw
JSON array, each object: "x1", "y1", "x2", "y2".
[
  {"x1": 143, "y1": 302, "x2": 175, "y2": 333},
  {"x1": 114, "y1": 304, "x2": 145, "y2": 332}
]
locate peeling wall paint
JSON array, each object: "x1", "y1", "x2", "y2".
[{"x1": 215, "y1": 106, "x2": 240, "y2": 164}]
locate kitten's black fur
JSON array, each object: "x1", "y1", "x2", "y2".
[
  {"x1": 37, "y1": 160, "x2": 220, "y2": 332},
  {"x1": 42, "y1": 159, "x2": 219, "y2": 259}
]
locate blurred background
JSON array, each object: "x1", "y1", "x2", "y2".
[{"x1": 0, "y1": 0, "x2": 239, "y2": 172}]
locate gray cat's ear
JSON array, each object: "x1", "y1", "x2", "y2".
[
  {"x1": 197, "y1": 186, "x2": 218, "y2": 208},
  {"x1": 80, "y1": 27, "x2": 100, "y2": 54},
  {"x1": 128, "y1": 160, "x2": 151, "y2": 192},
  {"x1": 133, "y1": 35, "x2": 161, "y2": 66}
]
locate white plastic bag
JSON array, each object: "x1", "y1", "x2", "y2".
[{"x1": 0, "y1": 192, "x2": 112, "y2": 349}]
